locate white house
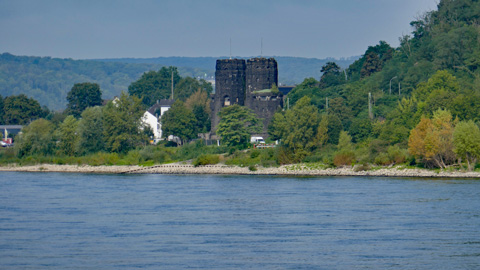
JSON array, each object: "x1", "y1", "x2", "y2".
[{"x1": 142, "y1": 99, "x2": 175, "y2": 143}]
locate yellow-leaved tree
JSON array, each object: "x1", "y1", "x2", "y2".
[{"x1": 408, "y1": 109, "x2": 456, "y2": 168}]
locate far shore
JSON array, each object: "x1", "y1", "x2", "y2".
[{"x1": 1, "y1": 163, "x2": 480, "y2": 178}]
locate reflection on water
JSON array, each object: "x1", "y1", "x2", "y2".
[{"x1": 1, "y1": 172, "x2": 479, "y2": 269}]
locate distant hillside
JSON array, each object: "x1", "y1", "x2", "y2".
[
  {"x1": 96, "y1": 56, "x2": 359, "y2": 85},
  {"x1": 0, "y1": 53, "x2": 358, "y2": 110},
  {"x1": 0, "y1": 53, "x2": 210, "y2": 110}
]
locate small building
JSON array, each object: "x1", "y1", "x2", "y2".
[
  {"x1": 0, "y1": 125, "x2": 23, "y2": 143},
  {"x1": 143, "y1": 99, "x2": 174, "y2": 143}
]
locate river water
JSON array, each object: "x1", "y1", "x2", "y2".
[{"x1": 1, "y1": 172, "x2": 479, "y2": 269}]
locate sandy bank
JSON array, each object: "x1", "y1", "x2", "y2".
[{"x1": 1, "y1": 163, "x2": 480, "y2": 178}]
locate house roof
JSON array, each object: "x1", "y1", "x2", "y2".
[{"x1": 147, "y1": 99, "x2": 175, "y2": 115}]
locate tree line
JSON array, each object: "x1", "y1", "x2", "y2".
[{"x1": 3, "y1": 0, "x2": 480, "y2": 171}]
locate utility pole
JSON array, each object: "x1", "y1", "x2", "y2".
[
  {"x1": 398, "y1": 82, "x2": 401, "y2": 96},
  {"x1": 326, "y1": 97, "x2": 329, "y2": 113},
  {"x1": 368, "y1": 92, "x2": 373, "y2": 119},
  {"x1": 389, "y1": 76, "x2": 397, "y2": 95},
  {"x1": 171, "y1": 70, "x2": 174, "y2": 100}
]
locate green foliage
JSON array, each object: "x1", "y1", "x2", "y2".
[
  {"x1": 161, "y1": 100, "x2": 196, "y2": 145},
  {"x1": 57, "y1": 115, "x2": 79, "y2": 156},
  {"x1": 3, "y1": 94, "x2": 46, "y2": 125},
  {"x1": 103, "y1": 92, "x2": 148, "y2": 153},
  {"x1": 0, "y1": 53, "x2": 185, "y2": 110},
  {"x1": 225, "y1": 147, "x2": 277, "y2": 168},
  {"x1": 128, "y1": 67, "x2": 180, "y2": 107},
  {"x1": 217, "y1": 104, "x2": 261, "y2": 147},
  {"x1": 320, "y1": 62, "x2": 344, "y2": 88},
  {"x1": 453, "y1": 120, "x2": 480, "y2": 171},
  {"x1": 333, "y1": 131, "x2": 356, "y2": 167},
  {"x1": 76, "y1": 106, "x2": 105, "y2": 155},
  {"x1": 193, "y1": 154, "x2": 220, "y2": 167},
  {"x1": 174, "y1": 77, "x2": 213, "y2": 102},
  {"x1": 326, "y1": 114, "x2": 343, "y2": 144},
  {"x1": 66, "y1": 82, "x2": 102, "y2": 118},
  {"x1": 374, "y1": 145, "x2": 409, "y2": 165},
  {"x1": 185, "y1": 89, "x2": 211, "y2": 134},
  {"x1": 14, "y1": 118, "x2": 56, "y2": 157},
  {"x1": 271, "y1": 97, "x2": 321, "y2": 162},
  {"x1": 349, "y1": 118, "x2": 373, "y2": 143}
]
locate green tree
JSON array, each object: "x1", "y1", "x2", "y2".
[
  {"x1": 453, "y1": 120, "x2": 480, "y2": 171},
  {"x1": 217, "y1": 104, "x2": 261, "y2": 147},
  {"x1": 320, "y1": 62, "x2": 343, "y2": 88},
  {"x1": 327, "y1": 113, "x2": 343, "y2": 144},
  {"x1": 66, "y1": 83, "x2": 102, "y2": 118},
  {"x1": 333, "y1": 131, "x2": 356, "y2": 166},
  {"x1": 413, "y1": 70, "x2": 459, "y2": 102},
  {"x1": 103, "y1": 92, "x2": 148, "y2": 153},
  {"x1": 161, "y1": 100, "x2": 196, "y2": 145},
  {"x1": 3, "y1": 94, "x2": 45, "y2": 125},
  {"x1": 268, "y1": 109, "x2": 286, "y2": 141},
  {"x1": 316, "y1": 114, "x2": 329, "y2": 148},
  {"x1": 361, "y1": 51, "x2": 382, "y2": 77},
  {"x1": 278, "y1": 96, "x2": 321, "y2": 161},
  {"x1": 57, "y1": 115, "x2": 79, "y2": 156},
  {"x1": 174, "y1": 77, "x2": 213, "y2": 101},
  {"x1": 185, "y1": 89, "x2": 211, "y2": 134},
  {"x1": 76, "y1": 106, "x2": 105, "y2": 155},
  {"x1": 128, "y1": 66, "x2": 180, "y2": 107},
  {"x1": 349, "y1": 118, "x2": 373, "y2": 143},
  {"x1": 14, "y1": 118, "x2": 56, "y2": 157}
]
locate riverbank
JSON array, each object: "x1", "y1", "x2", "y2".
[{"x1": 1, "y1": 163, "x2": 480, "y2": 178}]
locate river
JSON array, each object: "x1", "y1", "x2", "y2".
[{"x1": 1, "y1": 172, "x2": 479, "y2": 269}]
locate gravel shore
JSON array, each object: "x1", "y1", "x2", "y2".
[{"x1": 1, "y1": 163, "x2": 480, "y2": 178}]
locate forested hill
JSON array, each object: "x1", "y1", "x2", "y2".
[
  {"x1": 0, "y1": 53, "x2": 210, "y2": 110},
  {"x1": 280, "y1": 0, "x2": 480, "y2": 162},
  {"x1": 95, "y1": 56, "x2": 358, "y2": 85},
  {"x1": 0, "y1": 53, "x2": 357, "y2": 111}
]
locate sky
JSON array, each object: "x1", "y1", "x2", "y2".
[{"x1": 0, "y1": 0, "x2": 439, "y2": 60}]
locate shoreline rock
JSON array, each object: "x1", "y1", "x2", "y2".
[{"x1": 1, "y1": 163, "x2": 480, "y2": 178}]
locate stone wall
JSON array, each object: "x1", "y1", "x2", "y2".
[{"x1": 246, "y1": 93, "x2": 283, "y2": 136}]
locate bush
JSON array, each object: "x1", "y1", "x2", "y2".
[
  {"x1": 193, "y1": 154, "x2": 220, "y2": 166},
  {"x1": 139, "y1": 146, "x2": 172, "y2": 164},
  {"x1": 333, "y1": 151, "x2": 355, "y2": 167},
  {"x1": 374, "y1": 145, "x2": 408, "y2": 165},
  {"x1": 374, "y1": 153, "x2": 391, "y2": 165}
]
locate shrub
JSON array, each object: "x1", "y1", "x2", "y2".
[
  {"x1": 374, "y1": 145, "x2": 408, "y2": 165},
  {"x1": 333, "y1": 151, "x2": 355, "y2": 167},
  {"x1": 374, "y1": 153, "x2": 391, "y2": 165},
  {"x1": 193, "y1": 154, "x2": 220, "y2": 167}
]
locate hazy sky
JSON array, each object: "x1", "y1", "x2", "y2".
[{"x1": 0, "y1": 0, "x2": 438, "y2": 60}]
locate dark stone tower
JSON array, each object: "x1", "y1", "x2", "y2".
[
  {"x1": 245, "y1": 58, "x2": 282, "y2": 136},
  {"x1": 211, "y1": 59, "x2": 246, "y2": 133},
  {"x1": 245, "y1": 58, "x2": 278, "y2": 95}
]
